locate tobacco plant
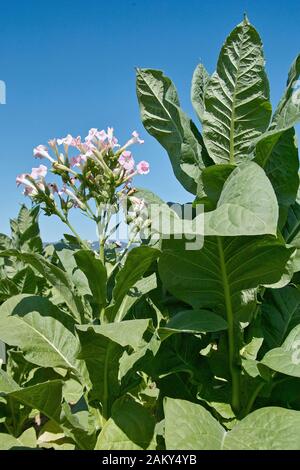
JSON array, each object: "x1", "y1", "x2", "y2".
[{"x1": 0, "y1": 16, "x2": 300, "y2": 450}]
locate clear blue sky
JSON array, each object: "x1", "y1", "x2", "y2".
[{"x1": 0, "y1": 0, "x2": 299, "y2": 241}]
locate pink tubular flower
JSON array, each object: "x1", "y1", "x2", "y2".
[
  {"x1": 48, "y1": 139, "x2": 57, "y2": 148},
  {"x1": 30, "y1": 164, "x2": 47, "y2": 179},
  {"x1": 105, "y1": 127, "x2": 119, "y2": 150},
  {"x1": 131, "y1": 131, "x2": 144, "y2": 145},
  {"x1": 118, "y1": 151, "x2": 135, "y2": 171},
  {"x1": 57, "y1": 134, "x2": 74, "y2": 146},
  {"x1": 16, "y1": 173, "x2": 38, "y2": 196},
  {"x1": 33, "y1": 145, "x2": 54, "y2": 163},
  {"x1": 70, "y1": 154, "x2": 87, "y2": 167},
  {"x1": 85, "y1": 128, "x2": 98, "y2": 143},
  {"x1": 121, "y1": 131, "x2": 144, "y2": 152},
  {"x1": 16, "y1": 173, "x2": 30, "y2": 187},
  {"x1": 58, "y1": 186, "x2": 84, "y2": 209},
  {"x1": 136, "y1": 160, "x2": 150, "y2": 175}
]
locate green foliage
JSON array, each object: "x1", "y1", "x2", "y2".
[{"x1": 0, "y1": 16, "x2": 300, "y2": 450}]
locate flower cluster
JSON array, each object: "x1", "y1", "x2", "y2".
[{"x1": 16, "y1": 128, "x2": 150, "y2": 220}]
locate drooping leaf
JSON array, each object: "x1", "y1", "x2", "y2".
[
  {"x1": 191, "y1": 63, "x2": 210, "y2": 123},
  {"x1": 136, "y1": 68, "x2": 209, "y2": 194},
  {"x1": 202, "y1": 17, "x2": 271, "y2": 164}
]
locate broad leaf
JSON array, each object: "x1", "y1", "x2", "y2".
[
  {"x1": 262, "y1": 324, "x2": 300, "y2": 377},
  {"x1": 164, "y1": 398, "x2": 300, "y2": 449},
  {"x1": 3, "y1": 380, "x2": 63, "y2": 422},
  {"x1": 164, "y1": 398, "x2": 224, "y2": 450},
  {"x1": 136, "y1": 68, "x2": 209, "y2": 194},
  {"x1": 271, "y1": 53, "x2": 300, "y2": 130},
  {"x1": 74, "y1": 250, "x2": 107, "y2": 313},
  {"x1": 77, "y1": 319, "x2": 151, "y2": 417},
  {"x1": 0, "y1": 428, "x2": 37, "y2": 450},
  {"x1": 0, "y1": 294, "x2": 82, "y2": 373},
  {"x1": 204, "y1": 162, "x2": 278, "y2": 236},
  {"x1": 159, "y1": 236, "x2": 292, "y2": 316},
  {"x1": 263, "y1": 128, "x2": 299, "y2": 227},
  {"x1": 202, "y1": 17, "x2": 271, "y2": 164},
  {"x1": 159, "y1": 309, "x2": 227, "y2": 339},
  {"x1": 261, "y1": 286, "x2": 300, "y2": 349},
  {"x1": 106, "y1": 246, "x2": 159, "y2": 322},
  {"x1": 0, "y1": 369, "x2": 20, "y2": 393},
  {"x1": 95, "y1": 397, "x2": 156, "y2": 450}
]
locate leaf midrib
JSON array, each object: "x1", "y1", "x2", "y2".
[
  {"x1": 9, "y1": 315, "x2": 75, "y2": 369},
  {"x1": 228, "y1": 27, "x2": 248, "y2": 164},
  {"x1": 137, "y1": 70, "x2": 183, "y2": 144}
]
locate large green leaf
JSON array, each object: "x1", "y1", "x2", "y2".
[
  {"x1": 191, "y1": 63, "x2": 210, "y2": 123},
  {"x1": 0, "y1": 428, "x2": 37, "y2": 450},
  {"x1": 136, "y1": 68, "x2": 209, "y2": 194},
  {"x1": 95, "y1": 397, "x2": 156, "y2": 450},
  {"x1": 224, "y1": 406, "x2": 300, "y2": 449},
  {"x1": 254, "y1": 55, "x2": 300, "y2": 179},
  {"x1": 164, "y1": 398, "x2": 300, "y2": 449},
  {"x1": 114, "y1": 274, "x2": 157, "y2": 322},
  {"x1": 106, "y1": 246, "x2": 159, "y2": 321},
  {"x1": 0, "y1": 294, "x2": 82, "y2": 373},
  {"x1": 262, "y1": 129, "x2": 299, "y2": 227},
  {"x1": 164, "y1": 398, "x2": 224, "y2": 450},
  {"x1": 262, "y1": 324, "x2": 300, "y2": 377},
  {"x1": 261, "y1": 286, "x2": 300, "y2": 349},
  {"x1": 0, "y1": 369, "x2": 20, "y2": 393},
  {"x1": 204, "y1": 162, "x2": 278, "y2": 236},
  {"x1": 76, "y1": 319, "x2": 151, "y2": 417},
  {"x1": 2, "y1": 380, "x2": 63, "y2": 422},
  {"x1": 0, "y1": 250, "x2": 84, "y2": 321},
  {"x1": 159, "y1": 309, "x2": 227, "y2": 340},
  {"x1": 282, "y1": 184, "x2": 300, "y2": 272},
  {"x1": 271, "y1": 53, "x2": 300, "y2": 130},
  {"x1": 151, "y1": 162, "x2": 279, "y2": 238},
  {"x1": 159, "y1": 236, "x2": 292, "y2": 315},
  {"x1": 74, "y1": 250, "x2": 107, "y2": 313},
  {"x1": 202, "y1": 17, "x2": 271, "y2": 164}
]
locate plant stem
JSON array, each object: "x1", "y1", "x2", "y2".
[
  {"x1": 217, "y1": 236, "x2": 240, "y2": 414},
  {"x1": 243, "y1": 381, "x2": 265, "y2": 417},
  {"x1": 57, "y1": 211, "x2": 90, "y2": 251}
]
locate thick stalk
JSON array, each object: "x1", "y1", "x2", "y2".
[
  {"x1": 217, "y1": 236, "x2": 240, "y2": 413},
  {"x1": 64, "y1": 218, "x2": 90, "y2": 251}
]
